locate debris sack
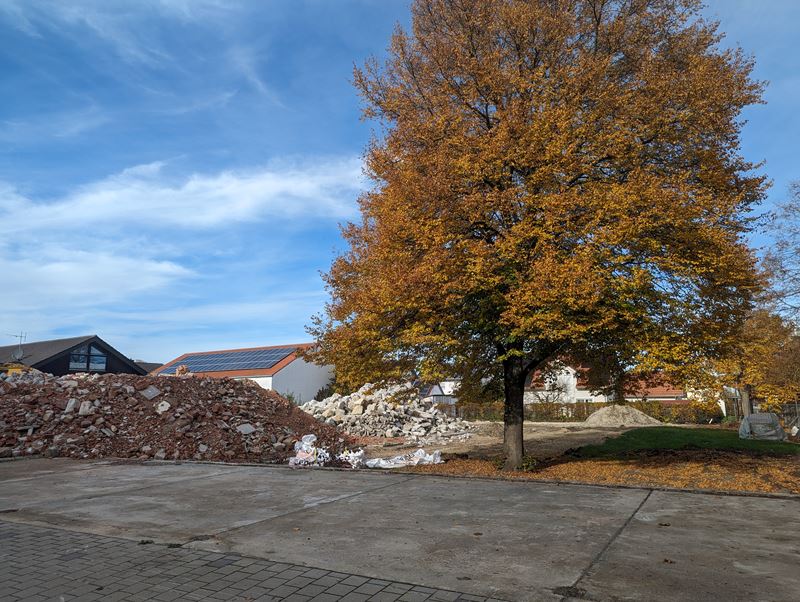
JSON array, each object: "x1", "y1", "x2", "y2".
[
  {"x1": 288, "y1": 434, "x2": 331, "y2": 466},
  {"x1": 738, "y1": 413, "x2": 787, "y2": 441},
  {"x1": 365, "y1": 448, "x2": 443, "y2": 469}
]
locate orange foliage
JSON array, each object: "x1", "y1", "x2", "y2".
[{"x1": 308, "y1": 0, "x2": 766, "y2": 467}]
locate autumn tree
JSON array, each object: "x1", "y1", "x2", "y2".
[
  {"x1": 716, "y1": 310, "x2": 800, "y2": 414},
  {"x1": 765, "y1": 182, "x2": 800, "y2": 318},
  {"x1": 308, "y1": 0, "x2": 766, "y2": 468}
]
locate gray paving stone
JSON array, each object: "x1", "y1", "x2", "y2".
[
  {"x1": 0, "y1": 521, "x2": 500, "y2": 602},
  {"x1": 369, "y1": 592, "x2": 402, "y2": 602},
  {"x1": 341, "y1": 575, "x2": 370, "y2": 587},
  {"x1": 354, "y1": 583, "x2": 387, "y2": 596},
  {"x1": 398, "y1": 592, "x2": 432, "y2": 602}
]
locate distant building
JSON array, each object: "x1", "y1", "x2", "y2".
[
  {"x1": 525, "y1": 364, "x2": 686, "y2": 404},
  {"x1": 134, "y1": 361, "x2": 163, "y2": 374},
  {"x1": 419, "y1": 379, "x2": 460, "y2": 406},
  {"x1": 0, "y1": 335, "x2": 147, "y2": 377},
  {"x1": 153, "y1": 343, "x2": 332, "y2": 402}
]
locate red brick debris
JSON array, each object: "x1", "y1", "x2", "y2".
[{"x1": 0, "y1": 371, "x2": 350, "y2": 462}]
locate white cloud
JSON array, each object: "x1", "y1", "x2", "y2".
[
  {"x1": 0, "y1": 292, "x2": 327, "y2": 363},
  {"x1": 0, "y1": 252, "x2": 191, "y2": 310},
  {"x1": 0, "y1": 155, "x2": 363, "y2": 359},
  {"x1": 0, "y1": 156, "x2": 363, "y2": 236}
]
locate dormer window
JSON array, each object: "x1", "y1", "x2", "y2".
[{"x1": 69, "y1": 344, "x2": 107, "y2": 372}]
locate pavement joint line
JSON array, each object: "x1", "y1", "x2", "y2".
[
  {"x1": 198, "y1": 475, "x2": 422, "y2": 542},
  {"x1": 564, "y1": 488, "x2": 653, "y2": 599},
  {"x1": 389, "y1": 469, "x2": 800, "y2": 501},
  {"x1": 0, "y1": 460, "x2": 103, "y2": 484},
  {"x1": 8, "y1": 457, "x2": 798, "y2": 501}
]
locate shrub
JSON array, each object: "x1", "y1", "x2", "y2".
[{"x1": 313, "y1": 381, "x2": 336, "y2": 401}]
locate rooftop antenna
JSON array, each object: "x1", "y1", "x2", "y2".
[{"x1": 7, "y1": 332, "x2": 26, "y2": 362}]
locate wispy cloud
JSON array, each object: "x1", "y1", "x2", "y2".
[
  {"x1": 0, "y1": 106, "x2": 109, "y2": 144},
  {"x1": 156, "y1": 90, "x2": 238, "y2": 115},
  {"x1": 0, "y1": 252, "x2": 191, "y2": 310},
  {"x1": 228, "y1": 46, "x2": 284, "y2": 106},
  {"x1": 0, "y1": 0, "x2": 237, "y2": 69},
  {"x1": 0, "y1": 156, "x2": 363, "y2": 236},
  {"x1": 0, "y1": 155, "x2": 364, "y2": 359}
]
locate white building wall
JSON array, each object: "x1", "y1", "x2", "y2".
[
  {"x1": 249, "y1": 376, "x2": 273, "y2": 390},
  {"x1": 271, "y1": 357, "x2": 333, "y2": 403},
  {"x1": 524, "y1": 366, "x2": 607, "y2": 404},
  {"x1": 439, "y1": 380, "x2": 460, "y2": 396}
]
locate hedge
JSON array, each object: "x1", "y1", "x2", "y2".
[{"x1": 451, "y1": 399, "x2": 723, "y2": 424}]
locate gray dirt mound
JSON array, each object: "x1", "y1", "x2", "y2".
[{"x1": 584, "y1": 404, "x2": 661, "y2": 427}]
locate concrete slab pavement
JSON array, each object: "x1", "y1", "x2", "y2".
[
  {"x1": 1, "y1": 458, "x2": 798, "y2": 601},
  {"x1": 576, "y1": 490, "x2": 800, "y2": 601}
]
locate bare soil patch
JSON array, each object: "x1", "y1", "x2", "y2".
[{"x1": 360, "y1": 421, "x2": 631, "y2": 460}]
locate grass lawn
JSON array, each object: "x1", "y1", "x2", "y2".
[
  {"x1": 571, "y1": 426, "x2": 800, "y2": 458},
  {"x1": 406, "y1": 426, "x2": 800, "y2": 494}
]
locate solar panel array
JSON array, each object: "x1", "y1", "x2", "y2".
[{"x1": 159, "y1": 347, "x2": 297, "y2": 375}]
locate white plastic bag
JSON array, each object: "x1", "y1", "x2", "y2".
[
  {"x1": 365, "y1": 448, "x2": 442, "y2": 469},
  {"x1": 337, "y1": 449, "x2": 366, "y2": 469},
  {"x1": 288, "y1": 434, "x2": 331, "y2": 466}
]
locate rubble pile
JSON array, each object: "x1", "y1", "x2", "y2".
[
  {"x1": 299, "y1": 382, "x2": 472, "y2": 441},
  {"x1": 0, "y1": 370, "x2": 347, "y2": 462}
]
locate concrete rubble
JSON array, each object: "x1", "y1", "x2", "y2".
[
  {"x1": 0, "y1": 369, "x2": 347, "y2": 463},
  {"x1": 299, "y1": 382, "x2": 472, "y2": 442}
]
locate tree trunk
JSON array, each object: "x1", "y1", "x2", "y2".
[
  {"x1": 739, "y1": 385, "x2": 753, "y2": 417},
  {"x1": 502, "y1": 356, "x2": 528, "y2": 471}
]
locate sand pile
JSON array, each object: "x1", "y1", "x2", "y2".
[{"x1": 584, "y1": 404, "x2": 661, "y2": 427}]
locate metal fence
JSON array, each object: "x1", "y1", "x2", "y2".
[{"x1": 780, "y1": 402, "x2": 800, "y2": 431}]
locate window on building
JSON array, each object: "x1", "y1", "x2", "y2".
[{"x1": 69, "y1": 344, "x2": 107, "y2": 372}]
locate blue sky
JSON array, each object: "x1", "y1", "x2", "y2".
[{"x1": 1, "y1": 1, "x2": 798, "y2": 363}]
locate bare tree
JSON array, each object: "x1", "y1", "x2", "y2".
[{"x1": 766, "y1": 182, "x2": 800, "y2": 319}]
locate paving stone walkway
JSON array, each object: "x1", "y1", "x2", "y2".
[{"x1": 0, "y1": 521, "x2": 502, "y2": 602}]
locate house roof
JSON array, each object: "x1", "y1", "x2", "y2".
[
  {"x1": 0, "y1": 335, "x2": 95, "y2": 366},
  {"x1": 135, "y1": 361, "x2": 163, "y2": 374},
  {"x1": 153, "y1": 343, "x2": 313, "y2": 378},
  {"x1": 527, "y1": 362, "x2": 685, "y2": 399},
  {"x1": 626, "y1": 383, "x2": 685, "y2": 399},
  {"x1": 419, "y1": 383, "x2": 445, "y2": 397},
  {"x1": 0, "y1": 334, "x2": 146, "y2": 375}
]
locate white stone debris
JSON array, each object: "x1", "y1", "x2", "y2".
[{"x1": 299, "y1": 382, "x2": 471, "y2": 443}]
